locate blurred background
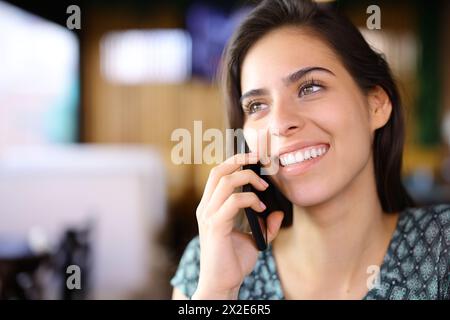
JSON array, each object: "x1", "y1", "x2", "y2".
[{"x1": 0, "y1": 0, "x2": 449, "y2": 299}]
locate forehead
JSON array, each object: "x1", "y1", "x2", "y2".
[{"x1": 241, "y1": 27, "x2": 341, "y2": 91}]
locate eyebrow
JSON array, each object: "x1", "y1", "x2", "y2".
[
  {"x1": 239, "y1": 66, "x2": 335, "y2": 104},
  {"x1": 239, "y1": 88, "x2": 270, "y2": 105}
]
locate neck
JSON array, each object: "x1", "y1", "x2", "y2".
[{"x1": 273, "y1": 159, "x2": 398, "y2": 292}]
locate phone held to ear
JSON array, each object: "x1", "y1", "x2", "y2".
[{"x1": 242, "y1": 144, "x2": 292, "y2": 251}]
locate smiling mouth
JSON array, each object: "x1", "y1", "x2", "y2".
[{"x1": 278, "y1": 144, "x2": 330, "y2": 167}]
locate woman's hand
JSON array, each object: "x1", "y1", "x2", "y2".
[{"x1": 192, "y1": 153, "x2": 284, "y2": 300}]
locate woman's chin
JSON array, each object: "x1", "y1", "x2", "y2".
[{"x1": 287, "y1": 185, "x2": 333, "y2": 208}]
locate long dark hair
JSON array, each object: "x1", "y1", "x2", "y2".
[{"x1": 221, "y1": 0, "x2": 415, "y2": 219}]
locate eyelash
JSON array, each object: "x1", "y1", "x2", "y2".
[
  {"x1": 298, "y1": 78, "x2": 324, "y2": 97},
  {"x1": 242, "y1": 78, "x2": 324, "y2": 115}
]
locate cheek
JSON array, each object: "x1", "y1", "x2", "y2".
[
  {"x1": 243, "y1": 124, "x2": 269, "y2": 155},
  {"x1": 322, "y1": 94, "x2": 372, "y2": 152},
  {"x1": 243, "y1": 120, "x2": 271, "y2": 157},
  {"x1": 321, "y1": 100, "x2": 374, "y2": 192},
  {"x1": 277, "y1": 101, "x2": 373, "y2": 206}
]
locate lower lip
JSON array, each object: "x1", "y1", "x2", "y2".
[{"x1": 279, "y1": 148, "x2": 329, "y2": 176}]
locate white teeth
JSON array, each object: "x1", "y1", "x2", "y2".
[
  {"x1": 279, "y1": 145, "x2": 328, "y2": 167},
  {"x1": 295, "y1": 151, "x2": 304, "y2": 162},
  {"x1": 304, "y1": 149, "x2": 311, "y2": 160},
  {"x1": 287, "y1": 153, "x2": 295, "y2": 165}
]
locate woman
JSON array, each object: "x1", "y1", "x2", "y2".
[{"x1": 171, "y1": 0, "x2": 450, "y2": 299}]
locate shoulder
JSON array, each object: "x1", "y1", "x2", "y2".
[
  {"x1": 181, "y1": 236, "x2": 201, "y2": 261},
  {"x1": 365, "y1": 205, "x2": 450, "y2": 300},
  {"x1": 397, "y1": 204, "x2": 450, "y2": 259},
  {"x1": 393, "y1": 204, "x2": 450, "y2": 299},
  {"x1": 170, "y1": 236, "x2": 201, "y2": 299},
  {"x1": 399, "y1": 204, "x2": 450, "y2": 240}
]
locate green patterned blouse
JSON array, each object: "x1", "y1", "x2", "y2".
[{"x1": 171, "y1": 205, "x2": 450, "y2": 299}]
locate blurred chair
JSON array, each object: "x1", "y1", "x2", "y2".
[
  {"x1": 55, "y1": 221, "x2": 94, "y2": 300},
  {"x1": 0, "y1": 236, "x2": 50, "y2": 299}
]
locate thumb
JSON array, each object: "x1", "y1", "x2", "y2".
[{"x1": 266, "y1": 211, "x2": 284, "y2": 243}]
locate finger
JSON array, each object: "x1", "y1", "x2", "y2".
[
  {"x1": 213, "y1": 192, "x2": 266, "y2": 228},
  {"x1": 206, "y1": 169, "x2": 269, "y2": 215},
  {"x1": 199, "y1": 153, "x2": 258, "y2": 211},
  {"x1": 266, "y1": 211, "x2": 284, "y2": 244}
]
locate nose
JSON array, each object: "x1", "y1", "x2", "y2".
[{"x1": 268, "y1": 99, "x2": 305, "y2": 137}]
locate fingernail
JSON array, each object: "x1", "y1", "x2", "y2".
[
  {"x1": 260, "y1": 178, "x2": 269, "y2": 188},
  {"x1": 260, "y1": 201, "x2": 266, "y2": 210}
]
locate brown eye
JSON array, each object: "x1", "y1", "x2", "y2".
[
  {"x1": 299, "y1": 84, "x2": 322, "y2": 97},
  {"x1": 245, "y1": 102, "x2": 268, "y2": 114}
]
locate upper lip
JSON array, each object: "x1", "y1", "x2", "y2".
[{"x1": 275, "y1": 141, "x2": 330, "y2": 158}]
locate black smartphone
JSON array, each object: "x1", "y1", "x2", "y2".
[{"x1": 242, "y1": 144, "x2": 292, "y2": 251}]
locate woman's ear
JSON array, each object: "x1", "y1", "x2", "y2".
[{"x1": 368, "y1": 85, "x2": 392, "y2": 131}]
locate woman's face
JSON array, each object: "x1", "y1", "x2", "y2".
[{"x1": 241, "y1": 27, "x2": 378, "y2": 207}]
